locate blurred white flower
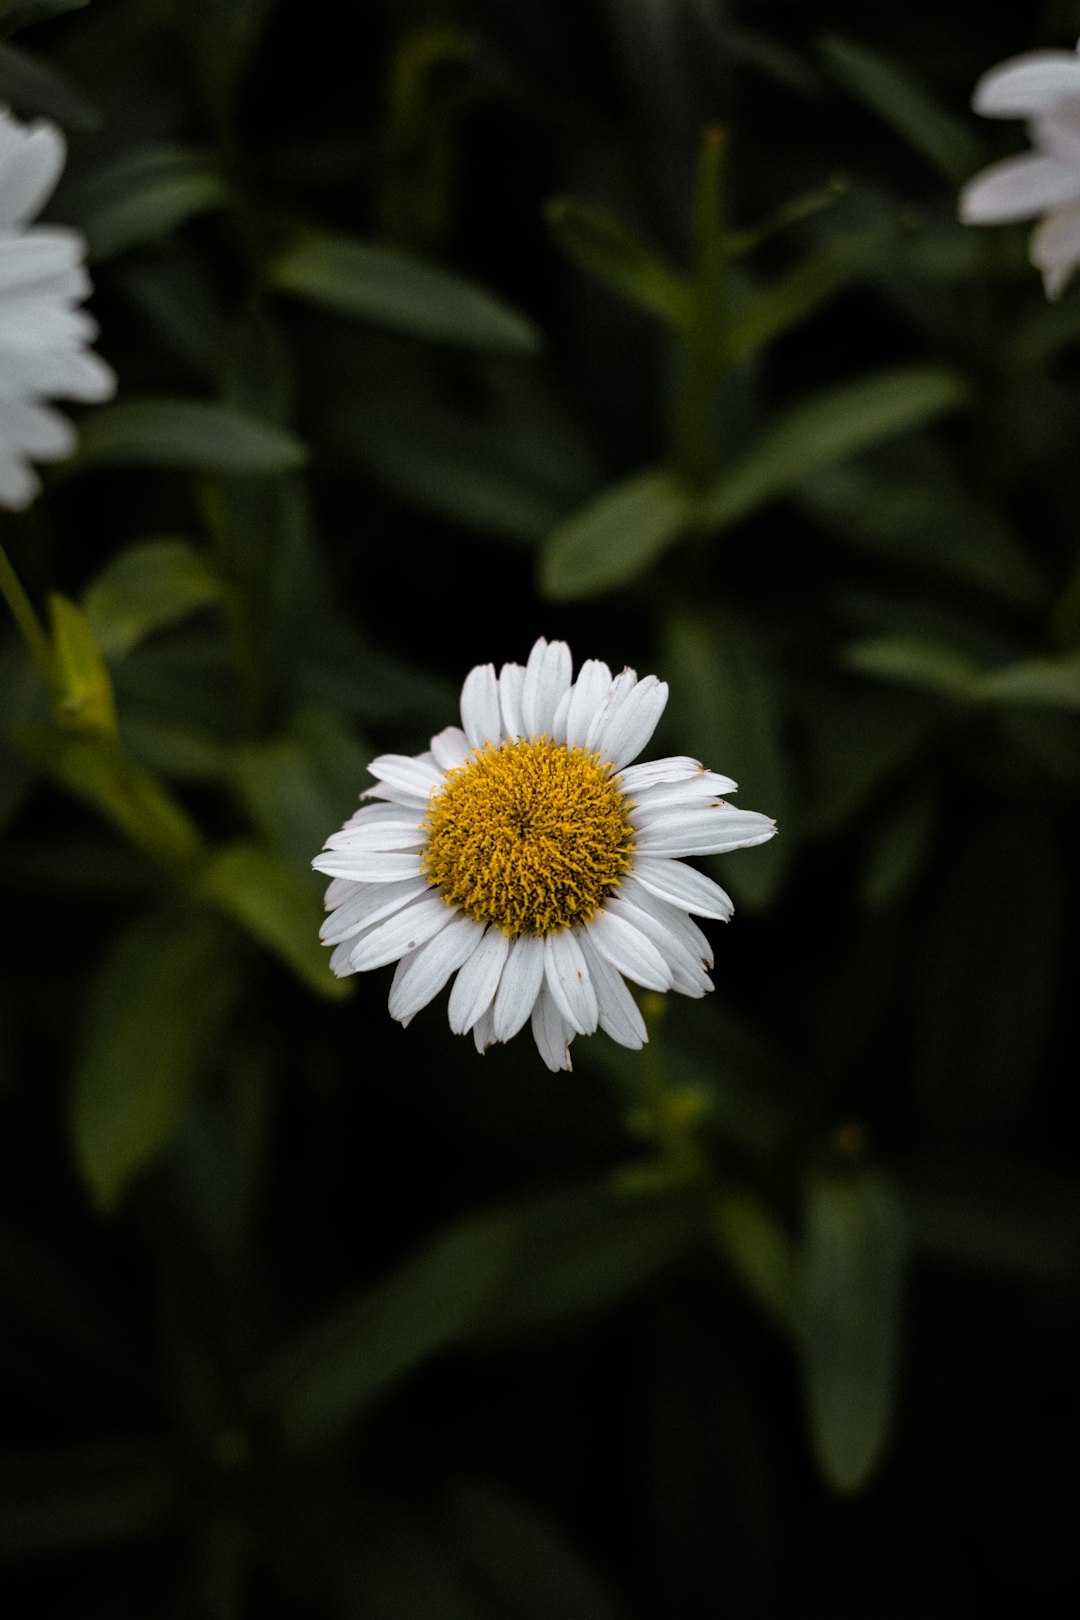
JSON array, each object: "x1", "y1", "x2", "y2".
[
  {"x1": 313, "y1": 637, "x2": 776, "y2": 1071},
  {"x1": 0, "y1": 105, "x2": 115, "y2": 510},
  {"x1": 959, "y1": 43, "x2": 1080, "y2": 298}
]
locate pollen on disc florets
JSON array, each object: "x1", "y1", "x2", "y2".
[{"x1": 421, "y1": 738, "x2": 636, "y2": 937}]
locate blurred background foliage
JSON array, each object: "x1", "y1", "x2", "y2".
[{"x1": 1, "y1": 0, "x2": 1079, "y2": 1613}]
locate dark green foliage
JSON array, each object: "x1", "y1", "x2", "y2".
[{"x1": 1, "y1": 1, "x2": 1078, "y2": 1615}]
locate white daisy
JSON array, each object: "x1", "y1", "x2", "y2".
[
  {"x1": 0, "y1": 105, "x2": 115, "y2": 510},
  {"x1": 959, "y1": 41, "x2": 1080, "y2": 298},
  {"x1": 313, "y1": 638, "x2": 777, "y2": 1072}
]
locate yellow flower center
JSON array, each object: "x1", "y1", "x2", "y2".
[{"x1": 422, "y1": 739, "x2": 636, "y2": 937}]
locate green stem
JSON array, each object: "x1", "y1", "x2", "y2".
[
  {"x1": 673, "y1": 126, "x2": 729, "y2": 490},
  {"x1": 0, "y1": 537, "x2": 57, "y2": 693}
]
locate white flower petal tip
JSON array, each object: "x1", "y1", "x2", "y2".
[
  {"x1": 313, "y1": 639, "x2": 776, "y2": 1066},
  {"x1": 972, "y1": 52, "x2": 1080, "y2": 119},
  {"x1": 961, "y1": 42, "x2": 1080, "y2": 298},
  {"x1": 0, "y1": 106, "x2": 112, "y2": 510}
]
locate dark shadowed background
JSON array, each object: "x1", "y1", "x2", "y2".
[{"x1": 1, "y1": 0, "x2": 1078, "y2": 1614}]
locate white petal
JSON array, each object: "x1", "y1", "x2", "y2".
[
  {"x1": 578, "y1": 932, "x2": 646, "y2": 1049},
  {"x1": 973, "y1": 51, "x2": 1080, "y2": 118},
  {"x1": 617, "y1": 756, "x2": 706, "y2": 793},
  {"x1": 460, "y1": 662, "x2": 501, "y2": 747},
  {"x1": 473, "y1": 1002, "x2": 496, "y2": 1053},
  {"x1": 630, "y1": 855, "x2": 734, "y2": 921},
  {"x1": 348, "y1": 891, "x2": 456, "y2": 971},
  {"x1": 959, "y1": 153, "x2": 1080, "y2": 224},
  {"x1": 543, "y1": 928, "x2": 599, "y2": 1035},
  {"x1": 622, "y1": 880, "x2": 715, "y2": 967},
  {"x1": 586, "y1": 908, "x2": 674, "y2": 992},
  {"x1": 585, "y1": 668, "x2": 637, "y2": 757},
  {"x1": 341, "y1": 802, "x2": 423, "y2": 830},
  {"x1": 590, "y1": 675, "x2": 668, "y2": 769},
  {"x1": 1038, "y1": 97, "x2": 1080, "y2": 165},
  {"x1": 323, "y1": 876, "x2": 356, "y2": 910},
  {"x1": 387, "y1": 912, "x2": 485, "y2": 1021},
  {"x1": 0, "y1": 116, "x2": 65, "y2": 228},
  {"x1": 530, "y1": 982, "x2": 574, "y2": 1072},
  {"x1": 633, "y1": 805, "x2": 777, "y2": 857},
  {"x1": 312, "y1": 848, "x2": 424, "y2": 881},
  {"x1": 0, "y1": 452, "x2": 37, "y2": 509},
  {"x1": 498, "y1": 662, "x2": 526, "y2": 739},
  {"x1": 0, "y1": 397, "x2": 75, "y2": 458},
  {"x1": 629, "y1": 771, "x2": 739, "y2": 812},
  {"x1": 323, "y1": 820, "x2": 425, "y2": 851},
  {"x1": 1031, "y1": 201, "x2": 1080, "y2": 297},
  {"x1": 605, "y1": 893, "x2": 711, "y2": 997},
  {"x1": 329, "y1": 937, "x2": 359, "y2": 977},
  {"x1": 550, "y1": 684, "x2": 572, "y2": 744},
  {"x1": 448, "y1": 926, "x2": 510, "y2": 1034},
  {"x1": 320, "y1": 876, "x2": 430, "y2": 944},
  {"x1": 564, "y1": 659, "x2": 613, "y2": 749},
  {"x1": 430, "y1": 725, "x2": 472, "y2": 772},
  {"x1": 0, "y1": 344, "x2": 110, "y2": 404},
  {"x1": 492, "y1": 932, "x2": 546, "y2": 1041},
  {"x1": 368, "y1": 753, "x2": 444, "y2": 798},
  {"x1": 360, "y1": 784, "x2": 430, "y2": 810},
  {"x1": 520, "y1": 638, "x2": 573, "y2": 739}
]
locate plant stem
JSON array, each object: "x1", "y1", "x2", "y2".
[
  {"x1": 673, "y1": 125, "x2": 729, "y2": 490},
  {"x1": 0, "y1": 536, "x2": 57, "y2": 693}
]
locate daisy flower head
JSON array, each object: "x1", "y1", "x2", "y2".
[
  {"x1": 0, "y1": 105, "x2": 115, "y2": 510},
  {"x1": 959, "y1": 39, "x2": 1080, "y2": 298},
  {"x1": 313, "y1": 639, "x2": 777, "y2": 1072}
]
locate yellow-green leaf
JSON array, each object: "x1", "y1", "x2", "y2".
[
  {"x1": 199, "y1": 841, "x2": 348, "y2": 999},
  {"x1": 83, "y1": 539, "x2": 223, "y2": 660},
  {"x1": 545, "y1": 197, "x2": 690, "y2": 326},
  {"x1": 48, "y1": 594, "x2": 116, "y2": 735}
]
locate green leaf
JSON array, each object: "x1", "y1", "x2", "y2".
[
  {"x1": 83, "y1": 539, "x2": 223, "y2": 660},
  {"x1": 545, "y1": 196, "x2": 690, "y2": 326},
  {"x1": 48, "y1": 594, "x2": 116, "y2": 735},
  {"x1": 71, "y1": 399, "x2": 308, "y2": 474},
  {"x1": 16, "y1": 727, "x2": 205, "y2": 867},
  {"x1": 257, "y1": 1181, "x2": 689, "y2": 1449},
  {"x1": 198, "y1": 841, "x2": 349, "y2": 1000},
  {"x1": 981, "y1": 651, "x2": 1080, "y2": 711},
  {"x1": 70, "y1": 145, "x2": 227, "y2": 262},
  {"x1": 473, "y1": 1184, "x2": 692, "y2": 1346},
  {"x1": 798, "y1": 679, "x2": 941, "y2": 841},
  {"x1": 720, "y1": 238, "x2": 870, "y2": 368},
  {"x1": 0, "y1": 40, "x2": 100, "y2": 128},
  {"x1": 271, "y1": 234, "x2": 542, "y2": 352},
  {"x1": 0, "y1": 0, "x2": 88, "y2": 37},
  {"x1": 798, "y1": 441, "x2": 1048, "y2": 611},
  {"x1": 698, "y1": 367, "x2": 965, "y2": 532},
  {"x1": 0, "y1": 1440, "x2": 181, "y2": 1557},
  {"x1": 798, "y1": 1167, "x2": 906, "y2": 1495},
  {"x1": 858, "y1": 782, "x2": 937, "y2": 912},
  {"x1": 820, "y1": 35, "x2": 982, "y2": 181},
  {"x1": 70, "y1": 912, "x2": 242, "y2": 1210},
  {"x1": 258, "y1": 1208, "x2": 517, "y2": 1447},
  {"x1": 114, "y1": 247, "x2": 228, "y2": 381},
  {"x1": 448, "y1": 1479, "x2": 629, "y2": 1620},
  {"x1": 711, "y1": 1191, "x2": 796, "y2": 1336},
  {"x1": 840, "y1": 635, "x2": 984, "y2": 700},
  {"x1": 540, "y1": 468, "x2": 691, "y2": 600},
  {"x1": 230, "y1": 709, "x2": 370, "y2": 867},
  {"x1": 660, "y1": 611, "x2": 791, "y2": 909}
]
